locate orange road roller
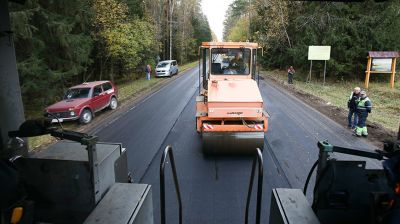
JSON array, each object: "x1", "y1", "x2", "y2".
[{"x1": 196, "y1": 42, "x2": 268, "y2": 154}]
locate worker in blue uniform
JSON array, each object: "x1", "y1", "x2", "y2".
[
  {"x1": 347, "y1": 87, "x2": 360, "y2": 129},
  {"x1": 354, "y1": 90, "x2": 372, "y2": 137}
]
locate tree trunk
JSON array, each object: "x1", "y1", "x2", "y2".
[
  {"x1": 109, "y1": 58, "x2": 114, "y2": 83},
  {"x1": 277, "y1": 1, "x2": 292, "y2": 48},
  {"x1": 99, "y1": 56, "x2": 103, "y2": 80}
]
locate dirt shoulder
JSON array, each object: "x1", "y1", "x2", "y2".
[
  {"x1": 261, "y1": 71, "x2": 397, "y2": 148},
  {"x1": 30, "y1": 65, "x2": 198, "y2": 151},
  {"x1": 77, "y1": 66, "x2": 197, "y2": 134}
]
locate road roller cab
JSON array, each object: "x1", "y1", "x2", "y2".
[{"x1": 196, "y1": 42, "x2": 268, "y2": 154}]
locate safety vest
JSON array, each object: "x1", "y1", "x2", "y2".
[{"x1": 357, "y1": 97, "x2": 372, "y2": 111}]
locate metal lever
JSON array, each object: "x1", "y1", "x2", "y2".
[
  {"x1": 160, "y1": 145, "x2": 183, "y2": 224},
  {"x1": 316, "y1": 141, "x2": 384, "y2": 181},
  {"x1": 245, "y1": 148, "x2": 264, "y2": 224}
]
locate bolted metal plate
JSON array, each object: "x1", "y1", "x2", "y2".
[{"x1": 270, "y1": 188, "x2": 320, "y2": 224}]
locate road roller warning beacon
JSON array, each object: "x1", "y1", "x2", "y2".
[{"x1": 196, "y1": 42, "x2": 268, "y2": 154}]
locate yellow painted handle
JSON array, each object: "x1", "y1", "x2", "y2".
[{"x1": 10, "y1": 207, "x2": 23, "y2": 224}]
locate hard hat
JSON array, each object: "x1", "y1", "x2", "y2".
[{"x1": 360, "y1": 90, "x2": 367, "y2": 96}]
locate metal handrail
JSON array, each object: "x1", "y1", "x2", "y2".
[
  {"x1": 245, "y1": 148, "x2": 264, "y2": 224},
  {"x1": 198, "y1": 47, "x2": 201, "y2": 95},
  {"x1": 160, "y1": 145, "x2": 183, "y2": 224}
]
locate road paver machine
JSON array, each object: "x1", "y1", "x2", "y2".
[
  {"x1": 270, "y1": 128, "x2": 400, "y2": 224},
  {"x1": 196, "y1": 42, "x2": 268, "y2": 154},
  {"x1": 1, "y1": 120, "x2": 153, "y2": 224}
]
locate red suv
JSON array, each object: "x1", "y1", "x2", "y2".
[{"x1": 44, "y1": 81, "x2": 118, "y2": 124}]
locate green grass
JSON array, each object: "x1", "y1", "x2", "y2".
[
  {"x1": 118, "y1": 78, "x2": 161, "y2": 101},
  {"x1": 118, "y1": 61, "x2": 198, "y2": 102},
  {"x1": 29, "y1": 135, "x2": 54, "y2": 150},
  {"x1": 262, "y1": 70, "x2": 400, "y2": 132},
  {"x1": 28, "y1": 61, "x2": 198, "y2": 150},
  {"x1": 179, "y1": 61, "x2": 198, "y2": 71},
  {"x1": 118, "y1": 61, "x2": 198, "y2": 101}
]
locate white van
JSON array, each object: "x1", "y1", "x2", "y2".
[{"x1": 155, "y1": 60, "x2": 179, "y2": 77}]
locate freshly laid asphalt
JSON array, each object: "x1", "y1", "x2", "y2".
[{"x1": 94, "y1": 67, "x2": 381, "y2": 223}]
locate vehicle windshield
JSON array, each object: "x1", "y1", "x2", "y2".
[
  {"x1": 157, "y1": 62, "x2": 170, "y2": 68},
  {"x1": 64, "y1": 88, "x2": 91, "y2": 99},
  {"x1": 211, "y1": 48, "x2": 250, "y2": 75}
]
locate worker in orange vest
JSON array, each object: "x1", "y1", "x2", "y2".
[{"x1": 288, "y1": 66, "x2": 295, "y2": 84}]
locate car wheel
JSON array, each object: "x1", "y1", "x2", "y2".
[
  {"x1": 79, "y1": 109, "x2": 92, "y2": 124},
  {"x1": 109, "y1": 97, "x2": 118, "y2": 110}
]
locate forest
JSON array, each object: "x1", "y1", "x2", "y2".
[
  {"x1": 8, "y1": 0, "x2": 212, "y2": 112},
  {"x1": 9, "y1": 0, "x2": 400, "y2": 115},
  {"x1": 224, "y1": 0, "x2": 400, "y2": 80}
]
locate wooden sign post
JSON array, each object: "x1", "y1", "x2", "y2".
[{"x1": 365, "y1": 51, "x2": 399, "y2": 89}]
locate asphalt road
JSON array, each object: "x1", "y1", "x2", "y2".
[{"x1": 95, "y1": 68, "x2": 381, "y2": 224}]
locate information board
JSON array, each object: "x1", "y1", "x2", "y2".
[
  {"x1": 371, "y1": 58, "x2": 392, "y2": 72},
  {"x1": 308, "y1": 46, "x2": 331, "y2": 60}
]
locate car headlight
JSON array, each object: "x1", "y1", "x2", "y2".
[{"x1": 68, "y1": 108, "x2": 75, "y2": 116}]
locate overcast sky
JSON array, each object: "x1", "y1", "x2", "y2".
[{"x1": 201, "y1": 0, "x2": 234, "y2": 41}]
